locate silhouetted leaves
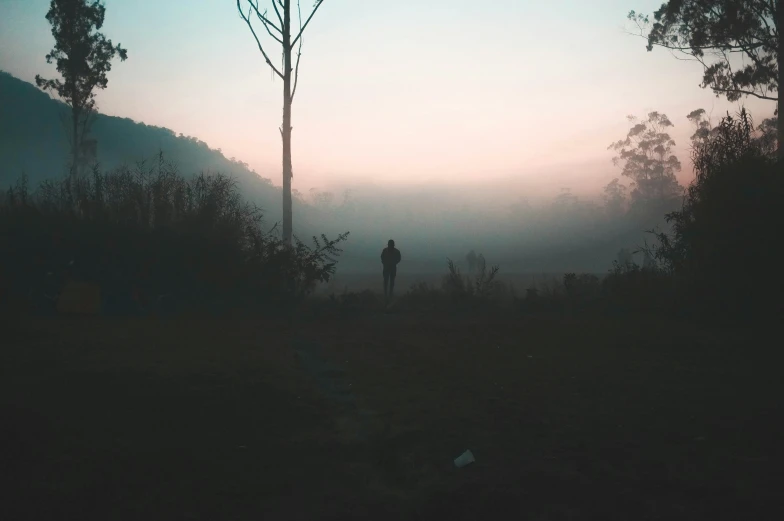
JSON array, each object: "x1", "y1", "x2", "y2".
[
  {"x1": 0, "y1": 155, "x2": 349, "y2": 315},
  {"x1": 629, "y1": 1, "x2": 780, "y2": 159},
  {"x1": 35, "y1": 0, "x2": 128, "y2": 173},
  {"x1": 603, "y1": 178, "x2": 628, "y2": 216},
  {"x1": 648, "y1": 108, "x2": 782, "y2": 322},
  {"x1": 609, "y1": 111, "x2": 684, "y2": 208},
  {"x1": 630, "y1": 2, "x2": 778, "y2": 104}
]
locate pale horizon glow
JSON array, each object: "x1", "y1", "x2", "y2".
[{"x1": 0, "y1": 0, "x2": 776, "y2": 197}]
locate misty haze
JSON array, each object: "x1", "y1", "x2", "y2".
[{"x1": 1, "y1": 1, "x2": 782, "y2": 520}]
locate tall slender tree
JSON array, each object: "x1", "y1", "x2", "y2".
[
  {"x1": 629, "y1": 1, "x2": 781, "y2": 160},
  {"x1": 35, "y1": 0, "x2": 128, "y2": 177},
  {"x1": 608, "y1": 112, "x2": 684, "y2": 207},
  {"x1": 237, "y1": 0, "x2": 326, "y2": 245},
  {"x1": 603, "y1": 178, "x2": 629, "y2": 216}
]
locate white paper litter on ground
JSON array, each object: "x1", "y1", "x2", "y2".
[{"x1": 454, "y1": 449, "x2": 475, "y2": 468}]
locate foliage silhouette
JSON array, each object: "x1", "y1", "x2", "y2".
[
  {"x1": 647, "y1": 108, "x2": 781, "y2": 322},
  {"x1": 602, "y1": 178, "x2": 629, "y2": 217},
  {"x1": 608, "y1": 111, "x2": 684, "y2": 208},
  {"x1": 35, "y1": 0, "x2": 128, "y2": 176},
  {"x1": 629, "y1": 1, "x2": 781, "y2": 159},
  {"x1": 0, "y1": 71, "x2": 286, "y2": 221},
  {"x1": 0, "y1": 154, "x2": 349, "y2": 316}
]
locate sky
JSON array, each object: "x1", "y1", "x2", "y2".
[{"x1": 0, "y1": 0, "x2": 776, "y2": 197}]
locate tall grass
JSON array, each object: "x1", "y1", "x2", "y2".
[{"x1": 0, "y1": 153, "x2": 349, "y2": 315}]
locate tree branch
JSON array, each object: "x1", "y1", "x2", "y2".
[
  {"x1": 710, "y1": 86, "x2": 777, "y2": 101},
  {"x1": 644, "y1": 36, "x2": 764, "y2": 53},
  {"x1": 237, "y1": 0, "x2": 284, "y2": 79},
  {"x1": 734, "y1": 37, "x2": 770, "y2": 76},
  {"x1": 272, "y1": 0, "x2": 284, "y2": 27},
  {"x1": 290, "y1": 0, "x2": 304, "y2": 102},
  {"x1": 290, "y1": 47, "x2": 302, "y2": 101},
  {"x1": 746, "y1": 2, "x2": 776, "y2": 39},
  {"x1": 258, "y1": 9, "x2": 283, "y2": 44},
  {"x1": 625, "y1": 19, "x2": 768, "y2": 53},
  {"x1": 627, "y1": 21, "x2": 777, "y2": 100},
  {"x1": 245, "y1": 0, "x2": 282, "y2": 33},
  {"x1": 291, "y1": 0, "x2": 324, "y2": 49}
]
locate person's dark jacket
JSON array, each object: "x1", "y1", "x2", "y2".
[{"x1": 381, "y1": 247, "x2": 401, "y2": 271}]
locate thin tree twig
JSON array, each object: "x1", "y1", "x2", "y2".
[
  {"x1": 710, "y1": 86, "x2": 777, "y2": 101},
  {"x1": 624, "y1": 29, "x2": 763, "y2": 53},
  {"x1": 258, "y1": 9, "x2": 283, "y2": 44},
  {"x1": 237, "y1": 0, "x2": 284, "y2": 79},
  {"x1": 290, "y1": 0, "x2": 304, "y2": 102},
  {"x1": 272, "y1": 0, "x2": 284, "y2": 27},
  {"x1": 291, "y1": 0, "x2": 324, "y2": 48},
  {"x1": 624, "y1": 24, "x2": 775, "y2": 102},
  {"x1": 246, "y1": 0, "x2": 282, "y2": 33}
]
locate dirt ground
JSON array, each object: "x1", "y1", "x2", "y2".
[
  {"x1": 315, "y1": 271, "x2": 571, "y2": 295},
  {"x1": 1, "y1": 312, "x2": 782, "y2": 520}
]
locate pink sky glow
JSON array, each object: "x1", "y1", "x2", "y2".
[{"x1": 0, "y1": 0, "x2": 775, "y2": 197}]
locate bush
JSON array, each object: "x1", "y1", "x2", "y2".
[
  {"x1": 398, "y1": 281, "x2": 445, "y2": 312},
  {"x1": 442, "y1": 257, "x2": 502, "y2": 298},
  {"x1": 0, "y1": 154, "x2": 349, "y2": 315},
  {"x1": 648, "y1": 109, "x2": 782, "y2": 323},
  {"x1": 601, "y1": 261, "x2": 675, "y2": 316},
  {"x1": 563, "y1": 272, "x2": 601, "y2": 300},
  {"x1": 390, "y1": 258, "x2": 513, "y2": 314}
]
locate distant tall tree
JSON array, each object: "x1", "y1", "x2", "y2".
[
  {"x1": 629, "y1": 1, "x2": 781, "y2": 160},
  {"x1": 688, "y1": 107, "x2": 779, "y2": 154},
  {"x1": 237, "y1": 0, "x2": 327, "y2": 245},
  {"x1": 291, "y1": 188, "x2": 306, "y2": 204},
  {"x1": 35, "y1": 0, "x2": 127, "y2": 177},
  {"x1": 757, "y1": 113, "x2": 780, "y2": 151},
  {"x1": 338, "y1": 189, "x2": 356, "y2": 215},
  {"x1": 552, "y1": 187, "x2": 579, "y2": 210},
  {"x1": 602, "y1": 178, "x2": 628, "y2": 216},
  {"x1": 687, "y1": 108, "x2": 717, "y2": 145},
  {"x1": 608, "y1": 112, "x2": 684, "y2": 207},
  {"x1": 309, "y1": 188, "x2": 334, "y2": 209}
]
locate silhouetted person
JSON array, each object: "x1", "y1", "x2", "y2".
[{"x1": 381, "y1": 239, "x2": 401, "y2": 300}]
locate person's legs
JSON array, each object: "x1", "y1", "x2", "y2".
[
  {"x1": 389, "y1": 268, "x2": 396, "y2": 298},
  {"x1": 383, "y1": 269, "x2": 390, "y2": 299}
]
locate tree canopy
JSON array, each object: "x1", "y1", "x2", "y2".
[
  {"x1": 35, "y1": 0, "x2": 128, "y2": 172},
  {"x1": 608, "y1": 112, "x2": 684, "y2": 207},
  {"x1": 630, "y1": 1, "x2": 779, "y2": 104}
]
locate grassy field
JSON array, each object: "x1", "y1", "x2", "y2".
[
  {"x1": 1, "y1": 311, "x2": 782, "y2": 520},
  {"x1": 315, "y1": 271, "x2": 581, "y2": 295}
]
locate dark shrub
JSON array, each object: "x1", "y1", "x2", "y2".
[
  {"x1": 648, "y1": 109, "x2": 782, "y2": 323},
  {"x1": 0, "y1": 154, "x2": 349, "y2": 315}
]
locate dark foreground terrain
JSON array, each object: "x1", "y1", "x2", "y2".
[
  {"x1": 315, "y1": 271, "x2": 579, "y2": 295},
  {"x1": 1, "y1": 311, "x2": 781, "y2": 520}
]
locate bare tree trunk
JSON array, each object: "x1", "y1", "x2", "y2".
[
  {"x1": 238, "y1": 0, "x2": 327, "y2": 244},
  {"x1": 71, "y1": 107, "x2": 80, "y2": 178},
  {"x1": 778, "y1": 0, "x2": 782, "y2": 162},
  {"x1": 282, "y1": 120, "x2": 293, "y2": 244},
  {"x1": 282, "y1": 0, "x2": 293, "y2": 245}
]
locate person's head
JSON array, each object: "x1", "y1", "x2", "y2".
[{"x1": 388, "y1": 239, "x2": 395, "y2": 248}]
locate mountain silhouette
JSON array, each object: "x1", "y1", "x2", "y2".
[{"x1": 0, "y1": 70, "x2": 282, "y2": 214}]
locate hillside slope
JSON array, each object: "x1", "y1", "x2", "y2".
[{"x1": 0, "y1": 70, "x2": 283, "y2": 214}]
